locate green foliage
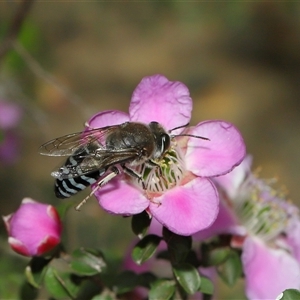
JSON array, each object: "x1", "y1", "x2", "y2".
[
  {"x1": 199, "y1": 276, "x2": 214, "y2": 295},
  {"x1": 91, "y1": 292, "x2": 116, "y2": 300},
  {"x1": 163, "y1": 227, "x2": 192, "y2": 264},
  {"x1": 173, "y1": 263, "x2": 201, "y2": 294},
  {"x1": 200, "y1": 237, "x2": 243, "y2": 288},
  {"x1": 20, "y1": 281, "x2": 39, "y2": 300},
  {"x1": 132, "y1": 234, "x2": 161, "y2": 265},
  {"x1": 279, "y1": 289, "x2": 300, "y2": 300},
  {"x1": 70, "y1": 248, "x2": 106, "y2": 276},
  {"x1": 131, "y1": 210, "x2": 152, "y2": 239},
  {"x1": 205, "y1": 246, "x2": 232, "y2": 266},
  {"x1": 113, "y1": 270, "x2": 139, "y2": 294},
  {"x1": 10, "y1": 228, "x2": 233, "y2": 299},
  {"x1": 44, "y1": 266, "x2": 80, "y2": 300},
  {"x1": 149, "y1": 279, "x2": 176, "y2": 300},
  {"x1": 216, "y1": 250, "x2": 243, "y2": 287},
  {"x1": 25, "y1": 256, "x2": 52, "y2": 288},
  {"x1": 137, "y1": 271, "x2": 157, "y2": 288}
]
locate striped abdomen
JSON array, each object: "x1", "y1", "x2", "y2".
[
  {"x1": 55, "y1": 146, "x2": 106, "y2": 199},
  {"x1": 55, "y1": 170, "x2": 104, "y2": 199}
]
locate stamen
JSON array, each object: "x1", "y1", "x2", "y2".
[
  {"x1": 234, "y1": 175, "x2": 293, "y2": 243},
  {"x1": 131, "y1": 145, "x2": 185, "y2": 193}
]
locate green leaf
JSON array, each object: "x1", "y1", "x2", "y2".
[
  {"x1": 163, "y1": 227, "x2": 192, "y2": 264},
  {"x1": 20, "y1": 281, "x2": 39, "y2": 300},
  {"x1": 278, "y1": 289, "x2": 300, "y2": 300},
  {"x1": 156, "y1": 249, "x2": 170, "y2": 261},
  {"x1": 91, "y1": 291, "x2": 115, "y2": 300},
  {"x1": 199, "y1": 276, "x2": 214, "y2": 295},
  {"x1": 173, "y1": 263, "x2": 201, "y2": 294},
  {"x1": 114, "y1": 270, "x2": 139, "y2": 294},
  {"x1": 75, "y1": 278, "x2": 106, "y2": 300},
  {"x1": 149, "y1": 279, "x2": 176, "y2": 300},
  {"x1": 132, "y1": 234, "x2": 161, "y2": 265},
  {"x1": 137, "y1": 272, "x2": 157, "y2": 288},
  {"x1": 131, "y1": 211, "x2": 152, "y2": 238},
  {"x1": 217, "y1": 250, "x2": 242, "y2": 286},
  {"x1": 207, "y1": 247, "x2": 231, "y2": 266},
  {"x1": 70, "y1": 248, "x2": 106, "y2": 276},
  {"x1": 25, "y1": 256, "x2": 51, "y2": 288},
  {"x1": 44, "y1": 266, "x2": 80, "y2": 299}
]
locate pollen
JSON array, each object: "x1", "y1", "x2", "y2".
[{"x1": 132, "y1": 144, "x2": 186, "y2": 194}]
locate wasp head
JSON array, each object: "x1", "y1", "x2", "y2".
[{"x1": 149, "y1": 121, "x2": 171, "y2": 159}]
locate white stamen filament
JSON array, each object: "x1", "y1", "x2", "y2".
[
  {"x1": 234, "y1": 177, "x2": 290, "y2": 242},
  {"x1": 132, "y1": 146, "x2": 185, "y2": 193}
]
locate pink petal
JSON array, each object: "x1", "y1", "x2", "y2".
[
  {"x1": 129, "y1": 74, "x2": 192, "y2": 131},
  {"x1": 8, "y1": 237, "x2": 30, "y2": 256},
  {"x1": 94, "y1": 175, "x2": 149, "y2": 215},
  {"x1": 86, "y1": 110, "x2": 130, "y2": 129},
  {"x1": 193, "y1": 200, "x2": 246, "y2": 241},
  {"x1": 286, "y1": 218, "x2": 300, "y2": 263},
  {"x1": 37, "y1": 235, "x2": 60, "y2": 256},
  {"x1": 21, "y1": 198, "x2": 36, "y2": 204},
  {"x1": 213, "y1": 155, "x2": 252, "y2": 199},
  {"x1": 242, "y1": 237, "x2": 300, "y2": 300},
  {"x1": 185, "y1": 120, "x2": 246, "y2": 177},
  {"x1": 47, "y1": 205, "x2": 62, "y2": 225},
  {"x1": 149, "y1": 177, "x2": 219, "y2": 236},
  {"x1": 2, "y1": 214, "x2": 12, "y2": 232},
  {"x1": 8, "y1": 201, "x2": 61, "y2": 256}
]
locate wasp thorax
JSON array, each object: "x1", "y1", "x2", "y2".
[{"x1": 131, "y1": 142, "x2": 186, "y2": 193}]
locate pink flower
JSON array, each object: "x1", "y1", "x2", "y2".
[
  {"x1": 210, "y1": 156, "x2": 300, "y2": 299},
  {"x1": 86, "y1": 74, "x2": 246, "y2": 236},
  {"x1": 3, "y1": 198, "x2": 62, "y2": 257}
]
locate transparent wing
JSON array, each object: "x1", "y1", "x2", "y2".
[
  {"x1": 53, "y1": 148, "x2": 140, "y2": 179},
  {"x1": 39, "y1": 125, "x2": 120, "y2": 156}
]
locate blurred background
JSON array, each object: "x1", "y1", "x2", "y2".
[{"x1": 1, "y1": 2, "x2": 300, "y2": 299}]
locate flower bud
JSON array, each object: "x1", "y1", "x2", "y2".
[{"x1": 3, "y1": 198, "x2": 62, "y2": 257}]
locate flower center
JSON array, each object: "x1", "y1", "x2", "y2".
[
  {"x1": 234, "y1": 176, "x2": 293, "y2": 242},
  {"x1": 131, "y1": 144, "x2": 186, "y2": 193}
]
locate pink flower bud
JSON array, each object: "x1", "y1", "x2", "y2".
[{"x1": 3, "y1": 198, "x2": 62, "y2": 257}]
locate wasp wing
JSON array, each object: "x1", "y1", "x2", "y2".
[
  {"x1": 52, "y1": 148, "x2": 140, "y2": 179},
  {"x1": 39, "y1": 125, "x2": 120, "y2": 157}
]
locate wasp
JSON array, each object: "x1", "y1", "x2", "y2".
[{"x1": 39, "y1": 121, "x2": 209, "y2": 210}]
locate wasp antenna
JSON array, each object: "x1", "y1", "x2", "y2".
[
  {"x1": 172, "y1": 133, "x2": 210, "y2": 141},
  {"x1": 170, "y1": 123, "x2": 209, "y2": 140},
  {"x1": 169, "y1": 122, "x2": 190, "y2": 133}
]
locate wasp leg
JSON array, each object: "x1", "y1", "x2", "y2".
[
  {"x1": 122, "y1": 164, "x2": 146, "y2": 190},
  {"x1": 147, "y1": 159, "x2": 163, "y2": 177},
  {"x1": 147, "y1": 159, "x2": 173, "y2": 190},
  {"x1": 75, "y1": 167, "x2": 120, "y2": 211}
]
